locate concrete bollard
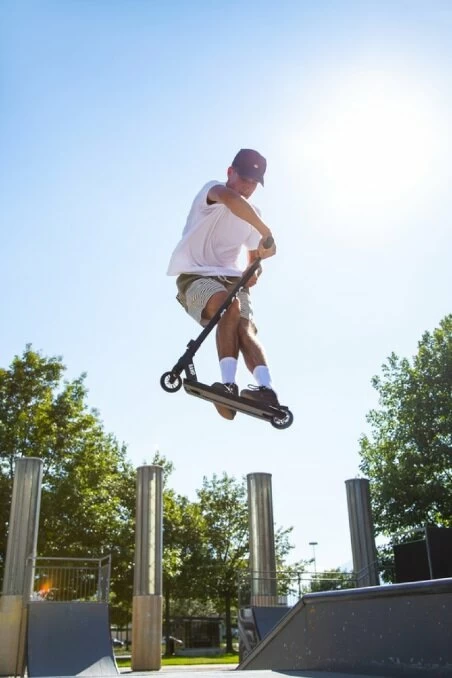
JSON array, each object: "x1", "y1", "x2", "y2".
[
  {"x1": 0, "y1": 457, "x2": 43, "y2": 677},
  {"x1": 247, "y1": 473, "x2": 278, "y2": 606},
  {"x1": 345, "y1": 478, "x2": 379, "y2": 587},
  {"x1": 132, "y1": 465, "x2": 163, "y2": 671}
]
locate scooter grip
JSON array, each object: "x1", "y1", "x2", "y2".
[{"x1": 262, "y1": 236, "x2": 274, "y2": 249}]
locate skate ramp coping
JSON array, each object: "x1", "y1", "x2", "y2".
[{"x1": 27, "y1": 601, "x2": 119, "y2": 676}]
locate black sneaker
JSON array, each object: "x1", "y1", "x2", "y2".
[
  {"x1": 211, "y1": 383, "x2": 239, "y2": 420},
  {"x1": 240, "y1": 385, "x2": 279, "y2": 406}
]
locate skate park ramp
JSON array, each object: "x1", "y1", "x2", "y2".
[
  {"x1": 239, "y1": 578, "x2": 452, "y2": 676},
  {"x1": 27, "y1": 601, "x2": 119, "y2": 676},
  {"x1": 252, "y1": 605, "x2": 291, "y2": 640},
  {"x1": 238, "y1": 606, "x2": 290, "y2": 659}
]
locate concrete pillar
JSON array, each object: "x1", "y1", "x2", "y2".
[
  {"x1": 247, "y1": 472, "x2": 277, "y2": 606},
  {"x1": 132, "y1": 465, "x2": 163, "y2": 671},
  {"x1": 345, "y1": 478, "x2": 379, "y2": 587},
  {"x1": 0, "y1": 457, "x2": 43, "y2": 677}
]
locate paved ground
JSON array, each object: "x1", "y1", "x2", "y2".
[{"x1": 121, "y1": 668, "x2": 388, "y2": 678}]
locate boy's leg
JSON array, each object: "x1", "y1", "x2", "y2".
[
  {"x1": 181, "y1": 277, "x2": 241, "y2": 419},
  {"x1": 201, "y1": 292, "x2": 241, "y2": 419},
  {"x1": 238, "y1": 318, "x2": 279, "y2": 404},
  {"x1": 237, "y1": 317, "x2": 267, "y2": 373},
  {"x1": 202, "y1": 292, "x2": 241, "y2": 360}
]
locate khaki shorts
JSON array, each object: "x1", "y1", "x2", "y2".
[{"x1": 176, "y1": 273, "x2": 255, "y2": 327}]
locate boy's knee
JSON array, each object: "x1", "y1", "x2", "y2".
[
  {"x1": 238, "y1": 318, "x2": 254, "y2": 337},
  {"x1": 226, "y1": 298, "x2": 241, "y2": 318},
  {"x1": 202, "y1": 291, "x2": 230, "y2": 320}
]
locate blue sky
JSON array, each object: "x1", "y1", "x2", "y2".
[{"x1": 1, "y1": 0, "x2": 451, "y2": 572}]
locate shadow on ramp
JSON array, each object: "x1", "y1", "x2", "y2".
[
  {"x1": 27, "y1": 601, "x2": 119, "y2": 676},
  {"x1": 238, "y1": 578, "x2": 452, "y2": 676}
]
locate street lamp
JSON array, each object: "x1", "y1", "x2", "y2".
[{"x1": 309, "y1": 541, "x2": 318, "y2": 574}]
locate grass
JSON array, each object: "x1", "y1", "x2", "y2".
[
  {"x1": 116, "y1": 653, "x2": 239, "y2": 668},
  {"x1": 163, "y1": 654, "x2": 239, "y2": 665}
]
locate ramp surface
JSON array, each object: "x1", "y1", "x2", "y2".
[
  {"x1": 252, "y1": 607, "x2": 290, "y2": 640},
  {"x1": 27, "y1": 601, "x2": 119, "y2": 676},
  {"x1": 131, "y1": 671, "x2": 386, "y2": 678},
  {"x1": 239, "y1": 578, "x2": 452, "y2": 677},
  {"x1": 238, "y1": 606, "x2": 290, "y2": 661}
]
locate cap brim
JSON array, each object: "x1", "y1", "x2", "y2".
[{"x1": 238, "y1": 172, "x2": 264, "y2": 186}]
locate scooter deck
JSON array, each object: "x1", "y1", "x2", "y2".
[{"x1": 183, "y1": 380, "x2": 290, "y2": 425}]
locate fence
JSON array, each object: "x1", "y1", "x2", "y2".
[
  {"x1": 27, "y1": 556, "x2": 111, "y2": 602},
  {"x1": 238, "y1": 569, "x2": 358, "y2": 608}
]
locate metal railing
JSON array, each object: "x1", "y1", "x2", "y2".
[
  {"x1": 27, "y1": 555, "x2": 111, "y2": 602},
  {"x1": 238, "y1": 569, "x2": 358, "y2": 608}
]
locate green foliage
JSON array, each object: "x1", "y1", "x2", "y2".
[
  {"x1": 275, "y1": 526, "x2": 296, "y2": 568},
  {"x1": 151, "y1": 450, "x2": 175, "y2": 485},
  {"x1": 162, "y1": 472, "x2": 296, "y2": 652},
  {"x1": 163, "y1": 489, "x2": 208, "y2": 612},
  {"x1": 310, "y1": 567, "x2": 356, "y2": 593},
  {"x1": 359, "y1": 315, "x2": 452, "y2": 574},
  {"x1": 196, "y1": 473, "x2": 249, "y2": 595},
  {"x1": 0, "y1": 346, "x2": 136, "y2": 617}
]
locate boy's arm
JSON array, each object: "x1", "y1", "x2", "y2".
[
  {"x1": 244, "y1": 250, "x2": 263, "y2": 288},
  {"x1": 207, "y1": 184, "x2": 276, "y2": 259},
  {"x1": 207, "y1": 184, "x2": 272, "y2": 239}
]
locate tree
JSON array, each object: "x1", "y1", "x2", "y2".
[
  {"x1": 149, "y1": 452, "x2": 211, "y2": 654},
  {"x1": 196, "y1": 472, "x2": 296, "y2": 652},
  {"x1": 0, "y1": 346, "x2": 136, "y2": 614},
  {"x1": 359, "y1": 315, "x2": 452, "y2": 575},
  {"x1": 196, "y1": 473, "x2": 248, "y2": 652},
  {"x1": 310, "y1": 567, "x2": 356, "y2": 593},
  {"x1": 161, "y1": 488, "x2": 209, "y2": 654}
]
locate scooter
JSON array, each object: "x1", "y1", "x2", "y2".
[{"x1": 160, "y1": 238, "x2": 294, "y2": 430}]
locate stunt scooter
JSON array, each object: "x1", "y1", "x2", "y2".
[{"x1": 160, "y1": 237, "x2": 294, "y2": 430}]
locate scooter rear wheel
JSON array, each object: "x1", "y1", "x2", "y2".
[
  {"x1": 160, "y1": 371, "x2": 182, "y2": 393},
  {"x1": 270, "y1": 409, "x2": 294, "y2": 430}
]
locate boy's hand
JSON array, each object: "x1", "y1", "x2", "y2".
[
  {"x1": 245, "y1": 264, "x2": 262, "y2": 288},
  {"x1": 257, "y1": 235, "x2": 276, "y2": 259}
]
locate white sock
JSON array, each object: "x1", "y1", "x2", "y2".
[
  {"x1": 220, "y1": 357, "x2": 238, "y2": 384},
  {"x1": 253, "y1": 365, "x2": 273, "y2": 389}
]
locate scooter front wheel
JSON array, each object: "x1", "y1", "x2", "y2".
[
  {"x1": 160, "y1": 371, "x2": 182, "y2": 393},
  {"x1": 270, "y1": 409, "x2": 294, "y2": 430}
]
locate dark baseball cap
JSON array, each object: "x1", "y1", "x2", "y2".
[{"x1": 231, "y1": 148, "x2": 267, "y2": 186}]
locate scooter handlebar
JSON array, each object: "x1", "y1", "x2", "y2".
[{"x1": 262, "y1": 236, "x2": 274, "y2": 249}]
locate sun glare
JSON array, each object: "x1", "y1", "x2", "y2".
[{"x1": 297, "y1": 70, "x2": 447, "y2": 244}]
